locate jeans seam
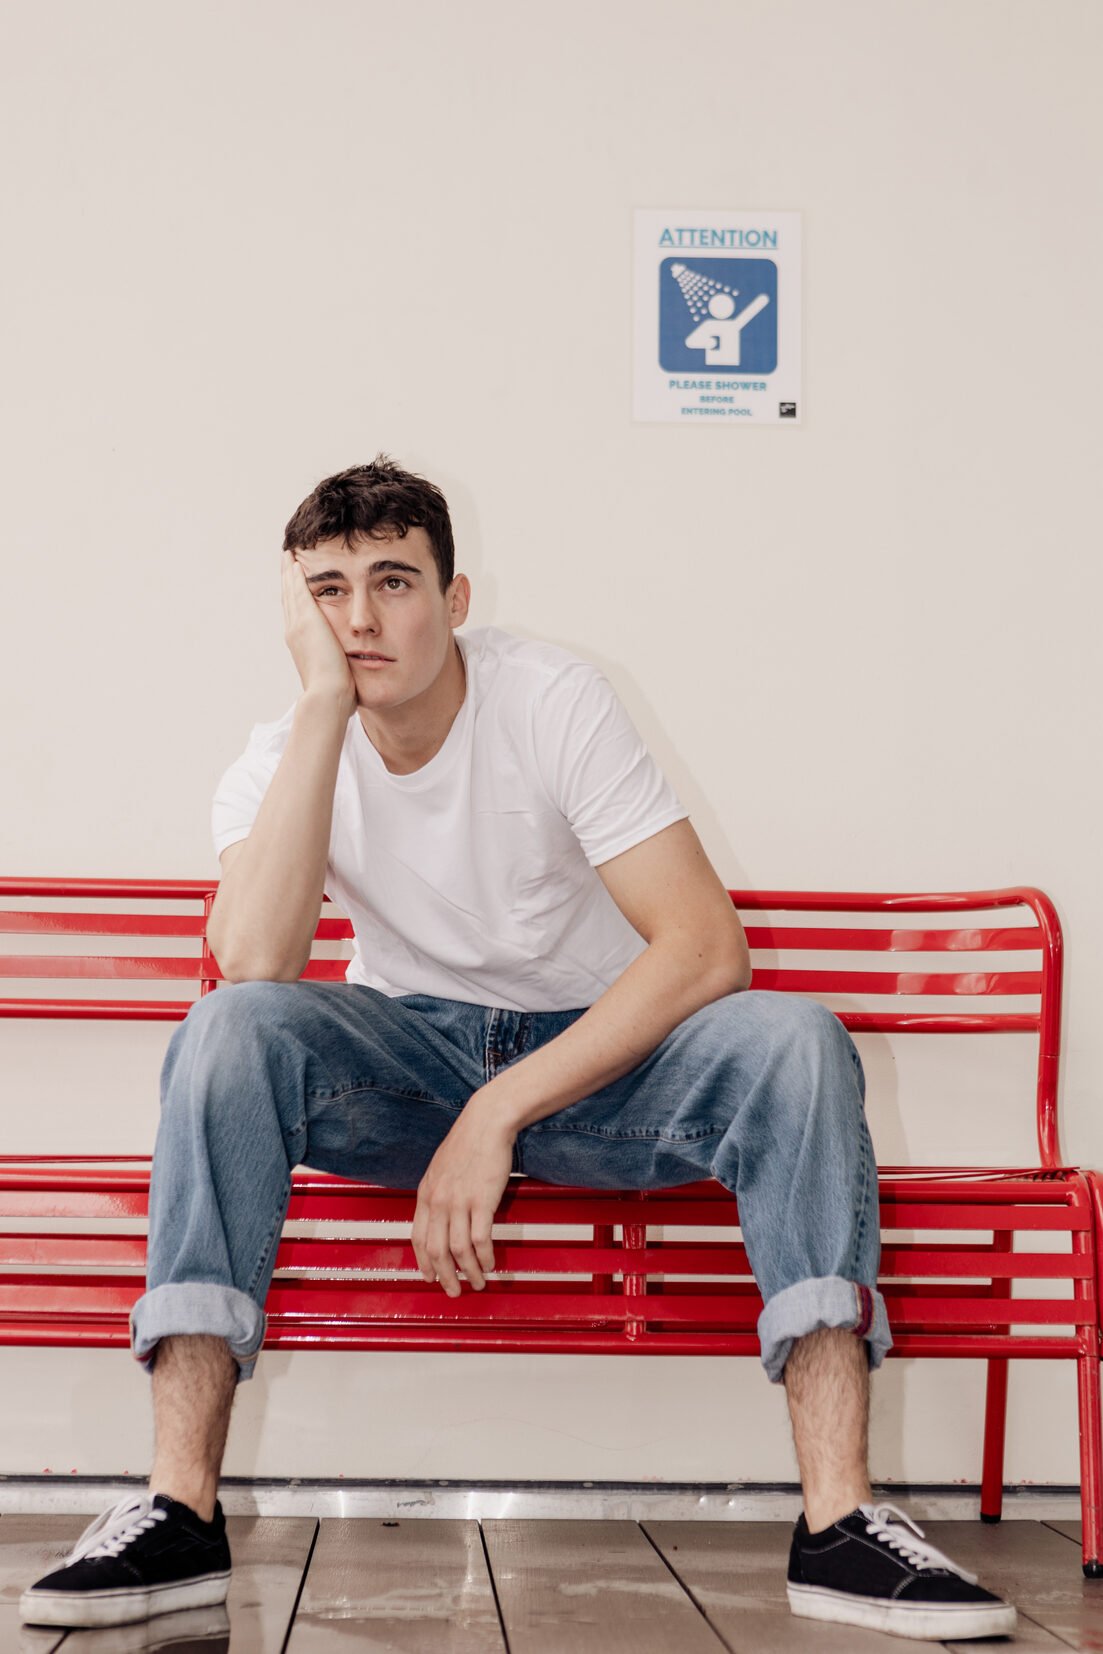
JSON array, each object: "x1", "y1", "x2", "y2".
[
  {"x1": 846, "y1": 1125, "x2": 874, "y2": 1280},
  {"x1": 306, "y1": 1082, "x2": 440, "y2": 1104},
  {"x1": 484, "y1": 1008, "x2": 502, "y2": 1085},
  {"x1": 526, "y1": 1123, "x2": 728, "y2": 1143},
  {"x1": 245, "y1": 1172, "x2": 291, "y2": 1298}
]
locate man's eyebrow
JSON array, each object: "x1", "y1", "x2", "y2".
[{"x1": 303, "y1": 560, "x2": 423, "y2": 585}]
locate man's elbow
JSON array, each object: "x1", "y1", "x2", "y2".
[
  {"x1": 661, "y1": 913, "x2": 752, "y2": 1003},
  {"x1": 670, "y1": 938, "x2": 751, "y2": 1005},
  {"x1": 705, "y1": 907, "x2": 753, "y2": 996},
  {"x1": 210, "y1": 940, "x2": 308, "y2": 985},
  {"x1": 707, "y1": 945, "x2": 752, "y2": 998},
  {"x1": 218, "y1": 964, "x2": 305, "y2": 985}
]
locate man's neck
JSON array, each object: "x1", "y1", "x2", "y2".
[{"x1": 357, "y1": 639, "x2": 467, "y2": 776}]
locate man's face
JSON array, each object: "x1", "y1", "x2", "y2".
[{"x1": 294, "y1": 527, "x2": 468, "y2": 713}]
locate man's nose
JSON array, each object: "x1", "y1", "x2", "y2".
[{"x1": 349, "y1": 590, "x2": 379, "y2": 633}]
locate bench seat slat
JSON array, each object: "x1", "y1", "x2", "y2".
[
  {"x1": 0, "y1": 1167, "x2": 1093, "y2": 1227},
  {"x1": 0, "y1": 1235, "x2": 1092, "y2": 1282},
  {"x1": 0, "y1": 1277, "x2": 1094, "y2": 1330},
  {"x1": 0, "y1": 1190, "x2": 1086, "y2": 1228},
  {"x1": 0, "y1": 1162, "x2": 1086, "y2": 1193},
  {"x1": 0, "y1": 1318, "x2": 1087, "y2": 1359}
]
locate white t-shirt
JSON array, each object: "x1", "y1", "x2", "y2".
[{"x1": 211, "y1": 625, "x2": 689, "y2": 1011}]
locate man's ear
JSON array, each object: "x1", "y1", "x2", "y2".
[{"x1": 448, "y1": 574, "x2": 471, "y2": 628}]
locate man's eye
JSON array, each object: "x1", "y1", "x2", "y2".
[{"x1": 383, "y1": 578, "x2": 408, "y2": 590}]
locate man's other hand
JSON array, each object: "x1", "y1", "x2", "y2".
[{"x1": 411, "y1": 1095, "x2": 515, "y2": 1295}]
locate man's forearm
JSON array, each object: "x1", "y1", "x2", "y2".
[
  {"x1": 475, "y1": 938, "x2": 749, "y2": 1135},
  {"x1": 208, "y1": 690, "x2": 350, "y2": 982}
]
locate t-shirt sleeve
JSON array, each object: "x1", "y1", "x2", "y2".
[
  {"x1": 533, "y1": 660, "x2": 690, "y2": 867},
  {"x1": 210, "y1": 718, "x2": 287, "y2": 860}
]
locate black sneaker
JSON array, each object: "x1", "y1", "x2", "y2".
[
  {"x1": 787, "y1": 1501, "x2": 1017, "y2": 1641},
  {"x1": 20, "y1": 1491, "x2": 231, "y2": 1628}
]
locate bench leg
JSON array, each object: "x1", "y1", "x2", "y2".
[
  {"x1": 980, "y1": 1358, "x2": 1008, "y2": 1523},
  {"x1": 1078, "y1": 1353, "x2": 1103, "y2": 1577}
]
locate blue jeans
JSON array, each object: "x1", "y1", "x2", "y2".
[{"x1": 130, "y1": 984, "x2": 891, "y2": 1385}]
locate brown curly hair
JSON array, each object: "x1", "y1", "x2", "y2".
[{"x1": 282, "y1": 454, "x2": 455, "y2": 593}]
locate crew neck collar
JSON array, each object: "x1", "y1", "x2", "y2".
[{"x1": 352, "y1": 633, "x2": 473, "y2": 788}]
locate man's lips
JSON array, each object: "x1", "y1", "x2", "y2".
[{"x1": 346, "y1": 651, "x2": 394, "y2": 665}]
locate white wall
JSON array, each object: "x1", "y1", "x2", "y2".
[{"x1": 2, "y1": 0, "x2": 1101, "y2": 1487}]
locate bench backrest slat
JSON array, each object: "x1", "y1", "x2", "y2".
[
  {"x1": 742, "y1": 924, "x2": 1043, "y2": 953},
  {"x1": 0, "y1": 955, "x2": 348, "y2": 982},
  {"x1": 0, "y1": 912, "x2": 352, "y2": 940},
  {"x1": 749, "y1": 967, "x2": 1042, "y2": 996}
]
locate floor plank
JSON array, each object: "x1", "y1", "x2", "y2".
[
  {"x1": 924, "y1": 1520, "x2": 1103, "y2": 1649},
  {"x1": 0, "y1": 1515, "x2": 86, "y2": 1653},
  {"x1": 221, "y1": 1516, "x2": 316, "y2": 1653},
  {"x1": 286, "y1": 1517, "x2": 504, "y2": 1652},
  {"x1": 482, "y1": 1519, "x2": 729, "y2": 1653},
  {"x1": 1044, "y1": 1520, "x2": 1083, "y2": 1546},
  {"x1": 645, "y1": 1520, "x2": 930, "y2": 1652},
  {"x1": 943, "y1": 1617, "x2": 1068, "y2": 1654}
]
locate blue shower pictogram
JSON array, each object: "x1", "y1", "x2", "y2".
[{"x1": 659, "y1": 257, "x2": 778, "y2": 374}]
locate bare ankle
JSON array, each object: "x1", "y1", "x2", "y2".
[{"x1": 803, "y1": 1486, "x2": 873, "y2": 1534}]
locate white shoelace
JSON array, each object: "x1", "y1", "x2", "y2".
[
  {"x1": 859, "y1": 1501, "x2": 978, "y2": 1584},
  {"x1": 64, "y1": 1493, "x2": 168, "y2": 1565}
]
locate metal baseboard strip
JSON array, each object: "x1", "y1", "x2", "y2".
[{"x1": 0, "y1": 1477, "x2": 1084, "y2": 1521}]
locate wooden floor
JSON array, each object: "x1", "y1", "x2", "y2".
[{"x1": 1, "y1": 1514, "x2": 1094, "y2": 1652}]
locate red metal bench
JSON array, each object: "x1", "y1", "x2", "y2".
[{"x1": 2, "y1": 878, "x2": 1100, "y2": 1575}]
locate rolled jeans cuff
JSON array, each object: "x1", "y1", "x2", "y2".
[
  {"x1": 757, "y1": 1275, "x2": 892, "y2": 1384},
  {"x1": 130, "y1": 1283, "x2": 267, "y2": 1383}
]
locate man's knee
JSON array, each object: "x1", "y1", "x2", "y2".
[
  {"x1": 166, "y1": 980, "x2": 300, "y2": 1071},
  {"x1": 753, "y1": 992, "x2": 863, "y2": 1098},
  {"x1": 159, "y1": 981, "x2": 308, "y2": 1133},
  {"x1": 692, "y1": 992, "x2": 866, "y2": 1157},
  {"x1": 695, "y1": 990, "x2": 859, "y2": 1075},
  {"x1": 182, "y1": 978, "x2": 302, "y2": 1036}
]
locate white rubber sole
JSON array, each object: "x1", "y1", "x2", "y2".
[
  {"x1": 20, "y1": 1568, "x2": 231, "y2": 1628},
  {"x1": 788, "y1": 1581, "x2": 1018, "y2": 1641}
]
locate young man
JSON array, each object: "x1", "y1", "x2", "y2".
[{"x1": 23, "y1": 458, "x2": 1016, "y2": 1640}]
